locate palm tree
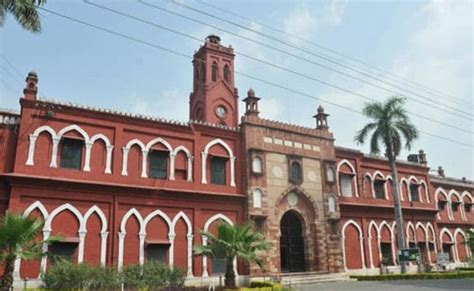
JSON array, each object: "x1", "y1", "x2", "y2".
[
  {"x1": 0, "y1": 0, "x2": 47, "y2": 33},
  {"x1": 194, "y1": 223, "x2": 270, "y2": 288},
  {"x1": 0, "y1": 212, "x2": 58, "y2": 291},
  {"x1": 355, "y1": 96, "x2": 418, "y2": 273}
]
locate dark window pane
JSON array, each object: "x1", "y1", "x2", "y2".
[
  {"x1": 49, "y1": 242, "x2": 77, "y2": 266},
  {"x1": 146, "y1": 244, "x2": 169, "y2": 263},
  {"x1": 212, "y1": 258, "x2": 226, "y2": 274},
  {"x1": 212, "y1": 62, "x2": 218, "y2": 82},
  {"x1": 291, "y1": 162, "x2": 302, "y2": 181},
  {"x1": 452, "y1": 203, "x2": 459, "y2": 212},
  {"x1": 438, "y1": 201, "x2": 446, "y2": 211},
  {"x1": 224, "y1": 65, "x2": 230, "y2": 82},
  {"x1": 410, "y1": 184, "x2": 419, "y2": 202},
  {"x1": 149, "y1": 150, "x2": 168, "y2": 179},
  {"x1": 380, "y1": 243, "x2": 393, "y2": 265},
  {"x1": 60, "y1": 139, "x2": 83, "y2": 170},
  {"x1": 211, "y1": 156, "x2": 227, "y2": 185},
  {"x1": 374, "y1": 180, "x2": 386, "y2": 199}
]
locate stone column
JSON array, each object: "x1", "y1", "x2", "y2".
[
  {"x1": 141, "y1": 150, "x2": 149, "y2": 178},
  {"x1": 121, "y1": 147, "x2": 129, "y2": 176},
  {"x1": 169, "y1": 154, "x2": 176, "y2": 181},
  {"x1": 83, "y1": 142, "x2": 93, "y2": 172},
  {"x1": 49, "y1": 137, "x2": 61, "y2": 168},
  {"x1": 26, "y1": 134, "x2": 37, "y2": 165}
]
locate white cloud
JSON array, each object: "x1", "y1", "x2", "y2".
[
  {"x1": 128, "y1": 89, "x2": 189, "y2": 122},
  {"x1": 321, "y1": 0, "x2": 472, "y2": 178},
  {"x1": 283, "y1": 0, "x2": 347, "y2": 43}
]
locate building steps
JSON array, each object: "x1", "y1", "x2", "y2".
[{"x1": 278, "y1": 271, "x2": 352, "y2": 286}]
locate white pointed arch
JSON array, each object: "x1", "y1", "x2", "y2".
[
  {"x1": 448, "y1": 189, "x2": 462, "y2": 201},
  {"x1": 32, "y1": 125, "x2": 57, "y2": 138},
  {"x1": 406, "y1": 221, "x2": 416, "y2": 245},
  {"x1": 419, "y1": 180, "x2": 429, "y2": 203},
  {"x1": 440, "y1": 227, "x2": 455, "y2": 243},
  {"x1": 82, "y1": 205, "x2": 108, "y2": 233},
  {"x1": 143, "y1": 209, "x2": 172, "y2": 234},
  {"x1": 367, "y1": 220, "x2": 378, "y2": 268},
  {"x1": 45, "y1": 203, "x2": 84, "y2": 232},
  {"x1": 454, "y1": 228, "x2": 471, "y2": 261},
  {"x1": 336, "y1": 159, "x2": 359, "y2": 197},
  {"x1": 201, "y1": 213, "x2": 236, "y2": 277},
  {"x1": 440, "y1": 227, "x2": 458, "y2": 262},
  {"x1": 341, "y1": 219, "x2": 365, "y2": 271},
  {"x1": 170, "y1": 145, "x2": 193, "y2": 182},
  {"x1": 90, "y1": 133, "x2": 111, "y2": 147},
  {"x1": 15, "y1": 201, "x2": 51, "y2": 280},
  {"x1": 435, "y1": 187, "x2": 449, "y2": 219},
  {"x1": 118, "y1": 208, "x2": 144, "y2": 270},
  {"x1": 371, "y1": 171, "x2": 389, "y2": 200},
  {"x1": 26, "y1": 125, "x2": 58, "y2": 166},
  {"x1": 121, "y1": 139, "x2": 146, "y2": 176},
  {"x1": 124, "y1": 138, "x2": 146, "y2": 151},
  {"x1": 203, "y1": 138, "x2": 234, "y2": 157},
  {"x1": 172, "y1": 145, "x2": 192, "y2": 157},
  {"x1": 399, "y1": 177, "x2": 409, "y2": 201},
  {"x1": 80, "y1": 205, "x2": 109, "y2": 265},
  {"x1": 171, "y1": 211, "x2": 194, "y2": 277},
  {"x1": 57, "y1": 124, "x2": 90, "y2": 142},
  {"x1": 23, "y1": 201, "x2": 49, "y2": 218},
  {"x1": 461, "y1": 191, "x2": 473, "y2": 202},
  {"x1": 145, "y1": 137, "x2": 173, "y2": 152},
  {"x1": 171, "y1": 211, "x2": 193, "y2": 236},
  {"x1": 415, "y1": 222, "x2": 428, "y2": 241},
  {"x1": 373, "y1": 170, "x2": 386, "y2": 180},
  {"x1": 201, "y1": 139, "x2": 236, "y2": 187},
  {"x1": 120, "y1": 208, "x2": 144, "y2": 234}
]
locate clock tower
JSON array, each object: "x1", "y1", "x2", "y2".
[{"x1": 189, "y1": 35, "x2": 239, "y2": 127}]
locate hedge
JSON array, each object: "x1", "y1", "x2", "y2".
[
  {"x1": 350, "y1": 271, "x2": 474, "y2": 281},
  {"x1": 456, "y1": 267, "x2": 474, "y2": 271},
  {"x1": 224, "y1": 282, "x2": 285, "y2": 291}
]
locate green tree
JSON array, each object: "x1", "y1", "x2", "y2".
[
  {"x1": 465, "y1": 228, "x2": 474, "y2": 249},
  {"x1": 0, "y1": 0, "x2": 47, "y2": 33},
  {"x1": 0, "y1": 212, "x2": 58, "y2": 291},
  {"x1": 355, "y1": 96, "x2": 418, "y2": 273},
  {"x1": 194, "y1": 223, "x2": 270, "y2": 288}
]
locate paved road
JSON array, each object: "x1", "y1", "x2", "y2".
[{"x1": 297, "y1": 279, "x2": 474, "y2": 291}]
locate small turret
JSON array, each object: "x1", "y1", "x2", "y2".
[
  {"x1": 243, "y1": 88, "x2": 261, "y2": 117},
  {"x1": 313, "y1": 105, "x2": 329, "y2": 130},
  {"x1": 23, "y1": 71, "x2": 38, "y2": 100}
]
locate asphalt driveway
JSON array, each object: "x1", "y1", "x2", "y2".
[{"x1": 297, "y1": 279, "x2": 474, "y2": 291}]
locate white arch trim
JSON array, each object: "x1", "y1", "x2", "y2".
[
  {"x1": 454, "y1": 228, "x2": 472, "y2": 261},
  {"x1": 26, "y1": 124, "x2": 113, "y2": 173},
  {"x1": 440, "y1": 228, "x2": 459, "y2": 263},
  {"x1": 435, "y1": 187, "x2": 449, "y2": 220},
  {"x1": 201, "y1": 139, "x2": 236, "y2": 187},
  {"x1": 341, "y1": 219, "x2": 365, "y2": 271},
  {"x1": 336, "y1": 159, "x2": 359, "y2": 197},
  {"x1": 171, "y1": 211, "x2": 194, "y2": 277},
  {"x1": 170, "y1": 145, "x2": 193, "y2": 182},
  {"x1": 202, "y1": 214, "x2": 236, "y2": 277},
  {"x1": 419, "y1": 180, "x2": 429, "y2": 203},
  {"x1": 118, "y1": 208, "x2": 144, "y2": 271},
  {"x1": 367, "y1": 220, "x2": 377, "y2": 268},
  {"x1": 82, "y1": 205, "x2": 108, "y2": 266}
]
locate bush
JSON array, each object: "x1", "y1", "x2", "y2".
[
  {"x1": 350, "y1": 271, "x2": 474, "y2": 281},
  {"x1": 227, "y1": 282, "x2": 284, "y2": 291},
  {"x1": 42, "y1": 260, "x2": 184, "y2": 290},
  {"x1": 122, "y1": 262, "x2": 184, "y2": 289},
  {"x1": 42, "y1": 260, "x2": 96, "y2": 289}
]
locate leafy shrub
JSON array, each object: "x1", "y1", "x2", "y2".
[
  {"x1": 42, "y1": 260, "x2": 95, "y2": 289},
  {"x1": 122, "y1": 262, "x2": 184, "y2": 289},
  {"x1": 42, "y1": 260, "x2": 184, "y2": 290},
  {"x1": 350, "y1": 271, "x2": 474, "y2": 281},
  {"x1": 228, "y1": 282, "x2": 284, "y2": 291}
]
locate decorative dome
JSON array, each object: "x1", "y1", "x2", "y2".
[
  {"x1": 317, "y1": 105, "x2": 325, "y2": 113},
  {"x1": 28, "y1": 71, "x2": 38, "y2": 78},
  {"x1": 247, "y1": 88, "x2": 255, "y2": 97}
]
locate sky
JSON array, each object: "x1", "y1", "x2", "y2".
[{"x1": 1, "y1": 0, "x2": 473, "y2": 178}]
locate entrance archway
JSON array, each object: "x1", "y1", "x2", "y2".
[{"x1": 280, "y1": 211, "x2": 305, "y2": 272}]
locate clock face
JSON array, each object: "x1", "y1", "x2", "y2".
[{"x1": 215, "y1": 105, "x2": 227, "y2": 118}]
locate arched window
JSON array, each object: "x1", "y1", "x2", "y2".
[
  {"x1": 200, "y1": 63, "x2": 206, "y2": 82},
  {"x1": 60, "y1": 138, "x2": 84, "y2": 170},
  {"x1": 410, "y1": 183, "x2": 420, "y2": 202},
  {"x1": 290, "y1": 161, "x2": 302, "y2": 182},
  {"x1": 326, "y1": 166, "x2": 335, "y2": 183},
  {"x1": 252, "y1": 157, "x2": 263, "y2": 174},
  {"x1": 210, "y1": 156, "x2": 227, "y2": 185},
  {"x1": 328, "y1": 196, "x2": 336, "y2": 213},
  {"x1": 149, "y1": 150, "x2": 168, "y2": 179},
  {"x1": 374, "y1": 179, "x2": 386, "y2": 199},
  {"x1": 212, "y1": 62, "x2": 218, "y2": 82},
  {"x1": 252, "y1": 189, "x2": 262, "y2": 208},
  {"x1": 223, "y1": 64, "x2": 230, "y2": 82}
]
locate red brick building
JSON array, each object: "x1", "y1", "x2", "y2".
[
  {"x1": 0, "y1": 36, "x2": 472, "y2": 286},
  {"x1": 1, "y1": 36, "x2": 246, "y2": 286}
]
